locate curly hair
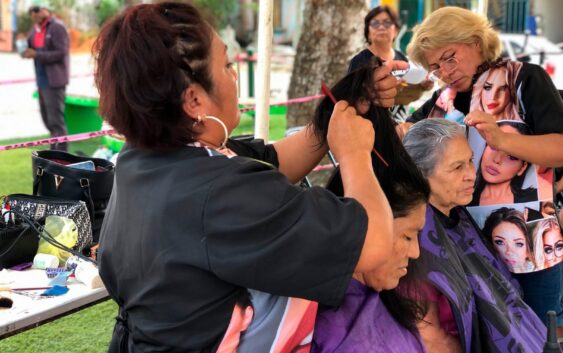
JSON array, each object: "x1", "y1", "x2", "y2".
[{"x1": 407, "y1": 7, "x2": 501, "y2": 69}]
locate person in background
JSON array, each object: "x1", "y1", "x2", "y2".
[
  {"x1": 22, "y1": 3, "x2": 69, "y2": 151},
  {"x1": 348, "y1": 6, "x2": 432, "y2": 122},
  {"x1": 403, "y1": 118, "x2": 545, "y2": 353},
  {"x1": 400, "y1": 6, "x2": 563, "y2": 329},
  {"x1": 348, "y1": 6, "x2": 407, "y2": 71},
  {"x1": 94, "y1": 2, "x2": 408, "y2": 352},
  {"x1": 482, "y1": 207, "x2": 537, "y2": 273}
]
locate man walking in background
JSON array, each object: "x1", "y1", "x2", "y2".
[{"x1": 21, "y1": 2, "x2": 69, "y2": 151}]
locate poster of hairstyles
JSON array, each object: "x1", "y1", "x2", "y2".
[
  {"x1": 467, "y1": 120, "x2": 560, "y2": 273},
  {"x1": 470, "y1": 60, "x2": 523, "y2": 122}
]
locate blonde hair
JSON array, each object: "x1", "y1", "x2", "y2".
[
  {"x1": 470, "y1": 61, "x2": 522, "y2": 120},
  {"x1": 533, "y1": 217, "x2": 561, "y2": 270},
  {"x1": 407, "y1": 7, "x2": 501, "y2": 69}
]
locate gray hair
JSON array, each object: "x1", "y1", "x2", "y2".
[{"x1": 403, "y1": 119, "x2": 466, "y2": 177}]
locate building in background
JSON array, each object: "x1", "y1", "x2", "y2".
[{"x1": 0, "y1": 0, "x2": 15, "y2": 51}]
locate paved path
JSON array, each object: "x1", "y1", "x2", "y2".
[
  {"x1": 0, "y1": 50, "x2": 292, "y2": 142},
  {"x1": 0, "y1": 52, "x2": 96, "y2": 140}
]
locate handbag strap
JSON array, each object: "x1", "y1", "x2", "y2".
[
  {"x1": 32, "y1": 167, "x2": 43, "y2": 196},
  {"x1": 80, "y1": 178, "x2": 95, "y2": 219}
]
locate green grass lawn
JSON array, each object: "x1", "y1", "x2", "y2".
[
  {"x1": 0, "y1": 135, "x2": 118, "y2": 352},
  {"x1": 0, "y1": 114, "x2": 287, "y2": 351},
  {"x1": 233, "y1": 112, "x2": 287, "y2": 140}
]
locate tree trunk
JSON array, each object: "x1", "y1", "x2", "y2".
[{"x1": 286, "y1": 0, "x2": 367, "y2": 128}]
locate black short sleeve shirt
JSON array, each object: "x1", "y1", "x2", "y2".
[{"x1": 98, "y1": 142, "x2": 367, "y2": 352}]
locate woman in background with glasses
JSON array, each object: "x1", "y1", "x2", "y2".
[
  {"x1": 398, "y1": 5, "x2": 563, "y2": 334},
  {"x1": 348, "y1": 6, "x2": 407, "y2": 72},
  {"x1": 349, "y1": 6, "x2": 433, "y2": 122}
]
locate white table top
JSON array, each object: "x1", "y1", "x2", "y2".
[{"x1": 0, "y1": 269, "x2": 108, "y2": 337}]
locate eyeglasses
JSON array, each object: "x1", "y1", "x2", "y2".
[
  {"x1": 369, "y1": 20, "x2": 394, "y2": 29},
  {"x1": 428, "y1": 56, "x2": 459, "y2": 81},
  {"x1": 543, "y1": 240, "x2": 563, "y2": 260}
]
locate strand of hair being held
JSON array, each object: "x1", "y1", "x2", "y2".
[{"x1": 320, "y1": 81, "x2": 389, "y2": 168}]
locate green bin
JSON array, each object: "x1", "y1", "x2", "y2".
[
  {"x1": 32, "y1": 92, "x2": 103, "y2": 135},
  {"x1": 64, "y1": 95, "x2": 103, "y2": 134}
]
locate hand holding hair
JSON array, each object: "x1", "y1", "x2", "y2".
[
  {"x1": 464, "y1": 111, "x2": 504, "y2": 149},
  {"x1": 327, "y1": 101, "x2": 375, "y2": 162},
  {"x1": 372, "y1": 60, "x2": 410, "y2": 108}
]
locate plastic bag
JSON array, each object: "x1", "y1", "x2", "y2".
[{"x1": 37, "y1": 216, "x2": 78, "y2": 265}]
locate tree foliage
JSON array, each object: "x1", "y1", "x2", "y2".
[
  {"x1": 95, "y1": 0, "x2": 121, "y2": 26},
  {"x1": 190, "y1": 0, "x2": 238, "y2": 29}
]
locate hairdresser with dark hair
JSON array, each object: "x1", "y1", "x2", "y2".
[
  {"x1": 310, "y1": 60, "x2": 431, "y2": 353},
  {"x1": 94, "y1": 2, "x2": 409, "y2": 352}
]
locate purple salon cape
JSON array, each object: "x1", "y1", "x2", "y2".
[
  {"x1": 312, "y1": 279, "x2": 427, "y2": 353},
  {"x1": 420, "y1": 206, "x2": 547, "y2": 353}
]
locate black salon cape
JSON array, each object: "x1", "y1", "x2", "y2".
[{"x1": 98, "y1": 139, "x2": 367, "y2": 352}]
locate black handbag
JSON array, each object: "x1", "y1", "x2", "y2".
[
  {"x1": 5, "y1": 194, "x2": 93, "y2": 251},
  {"x1": 0, "y1": 217, "x2": 39, "y2": 270},
  {"x1": 31, "y1": 150, "x2": 115, "y2": 244}
]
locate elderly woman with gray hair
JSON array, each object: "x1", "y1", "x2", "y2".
[
  {"x1": 403, "y1": 118, "x2": 545, "y2": 353},
  {"x1": 399, "y1": 5, "x2": 563, "y2": 334}
]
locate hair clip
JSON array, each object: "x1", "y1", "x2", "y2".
[{"x1": 320, "y1": 81, "x2": 389, "y2": 168}]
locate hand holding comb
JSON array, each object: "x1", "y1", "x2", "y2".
[{"x1": 320, "y1": 81, "x2": 389, "y2": 168}]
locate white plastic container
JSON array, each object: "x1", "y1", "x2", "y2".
[{"x1": 33, "y1": 253, "x2": 59, "y2": 270}]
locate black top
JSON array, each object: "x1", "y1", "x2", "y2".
[
  {"x1": 407, "y1": 63, "x2": 563, "y2": 135},
  {"x1": 98, "y1": 139, "x2": 368, "y2": 352},
  {"x1": 347, "y1": 48, "x2": 408, "y2": 74}
]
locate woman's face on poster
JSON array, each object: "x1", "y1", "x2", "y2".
[
  {"x1": 480, "y1": 125, "x2": 527, "y2": 184},
  {"x1": 543, "y1": 227, "x2": 563, "y2": 268},
  {"x1": 481, "y1": 68, "x2": 510, "y2": 117},
  {"x1": 491, "y1": 221, "x2": 529, "y2": 271}
]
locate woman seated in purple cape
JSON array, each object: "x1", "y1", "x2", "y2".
[
  {"x1": 309, "y1": 58, "x2": 431, "y2": 353},
  {"x1": 403, "y1": 118, "x2": 546, "y2": 353}
]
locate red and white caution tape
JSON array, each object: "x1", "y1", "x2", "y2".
[{"x1": 0, "y1": 93, "x2": 328, "y2": 151}]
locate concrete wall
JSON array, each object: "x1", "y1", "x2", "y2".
[
  {"x1": 533, "y1": 0, "x2": 563, "y2": 43},
  {"x1": 0, "y1": 0, "x2": 13, "y2": 51}
]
